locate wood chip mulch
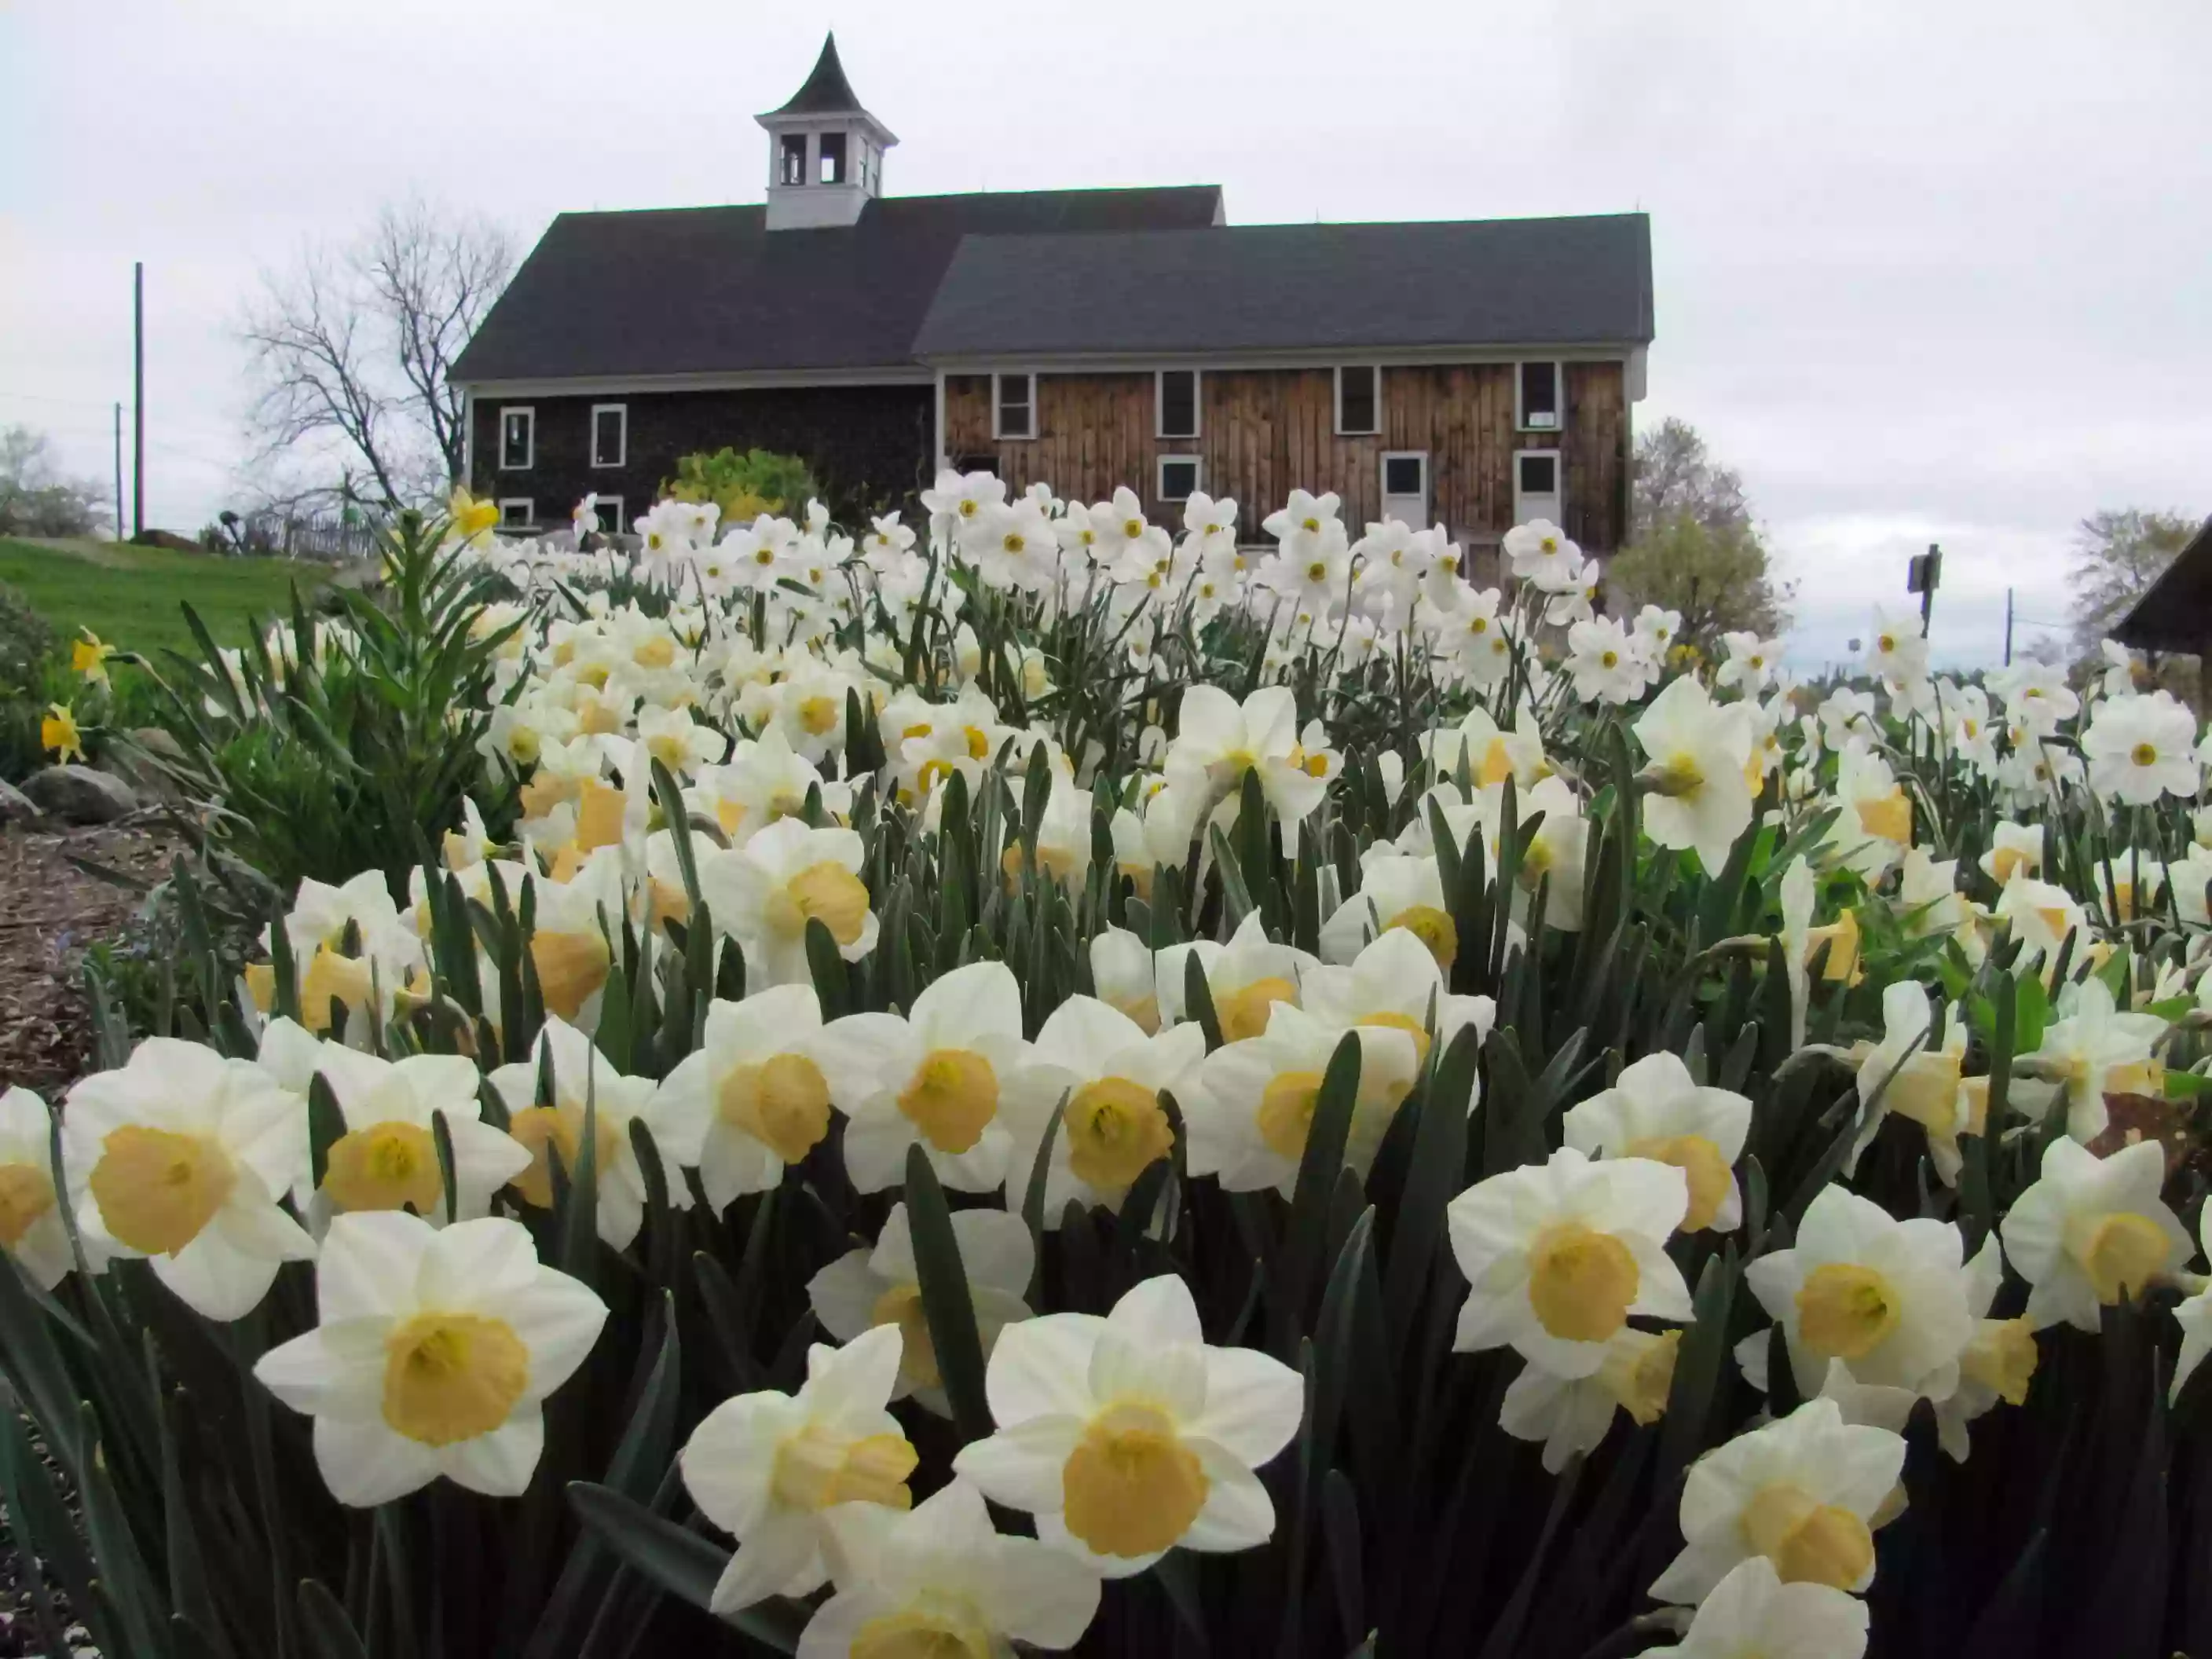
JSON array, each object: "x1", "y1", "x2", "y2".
[{"x1": 0, "y1": 819, "x2": 181, "y2": 1098}]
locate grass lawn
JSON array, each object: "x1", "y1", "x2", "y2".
[{"x1": 0, "y1": 537, "x2": 340, "y2": 657}]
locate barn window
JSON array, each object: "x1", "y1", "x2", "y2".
[
  {"x1": 780, "y1": 134, "x2": 808, "y2": 185},
  {"x1": 498, "y1": 407, "x2": 534, "y2": 471},
  {"x1": 590, "y1": 405, "x2": 627, "y2": 469},
  {"x1": 1335, "y1": 366, "x2": 1379, "y2": 435},
  {"x1": 1518, "y1": 453, "x2": 1558, "y2": 496},
  {"x1": 1156, "y1": 369, "x2": 1199, "y2": 438},
  {"x1": 589, "y1": 496, "x2": 623, "y2": 534},
  {"x1": 497, "y1": 499, "x2": 534, "y2": 530},
  {"x1": 819, "y1": 132, "x2": 847, "y2": 185},
  {"x1": 1518, "y1": 361, "x2": 1561, "y2": 431},
  {"x1": 993, "y1": 373, "x2": 1035, "y2": 440},
  {"x1": 1158, "y1": 456, "x2": 1200, "y2": 502}
]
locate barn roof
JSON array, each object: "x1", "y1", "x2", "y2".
[
  {"x1": 450, "y1": 186, "x2": 1227, "y2": 383},
  {"x1": 912, "y1": 214, "x2": 1656, "y2": 359},
  {"x1": 2113, "y1": 515, "x2": 2212, "y2": 654}
]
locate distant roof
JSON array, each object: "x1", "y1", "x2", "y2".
[
  {"x1": 2113, "y1": 515, "x2": 2212, "y2": 654},
  {"x1": 451, "y1": 187, "x2": 1227, "y2": 383},
  {"x1": 913, "y1": 214, "x2": 1654, "y2": 358},
  {"x1": 764, "y1": 34, "x2": 867, "y2": 119}
]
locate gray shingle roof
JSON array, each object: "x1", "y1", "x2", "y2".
[
  {"x1": 450, "y1": 186, "x2": 1227, "y2": 382},
  {"x1": 911, "y1": 214, "x2": 1654, "y2": 358},
  {"x1": 2114, "y1": 515, "x2": 2212, "y2": 654},
  {"x1": 764, "y1": 35, "x2": 867, "y2": 118}
]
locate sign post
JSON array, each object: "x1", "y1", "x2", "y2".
[{"x1": 1906, "y1": 543, "x2": 1942, "y2": 637}]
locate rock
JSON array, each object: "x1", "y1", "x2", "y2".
[
  {"x1": 104, "y1": 728, "x2": 189, "y2": 803},
  {"x1": 0, "y1": 778, "x2": 35, "y2": 824},
  {"x1": 22, "y1": 766, "x2": 137, "y2": 825}
]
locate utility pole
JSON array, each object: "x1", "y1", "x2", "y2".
[
  {"x1": 132, "y1": 261, "x2": 147, "y2": 540},
  {"x1": 2003, "y1": 588, "x2": 2014, "y2": 667},
  {"x1": 112, "y1": 403, "x2": 123, "y2": 539}
]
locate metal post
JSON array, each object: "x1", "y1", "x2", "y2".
[
  {"x1": 2003, "y1": 588, "x2": 2014, "y2": 667},
  {"x1": 131, "y1": 262, "x2": 145, "y2": 540},
  {"x1": 112, "y1": 402, "x2": 123, "y2": 539},
  {"x1": 1919, "y1": 543, "x2": 1938, "y2": 637}
]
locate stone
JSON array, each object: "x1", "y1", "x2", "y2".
[
  {"x1": 0, "y1": 777, "x2": 36, "y2": 824},
  {"x1": 104, "y1": 727, "x2": 189, "y2": 802},
  {"x1": 22, "y1": 766, "x2": 137, "y2": 824}
]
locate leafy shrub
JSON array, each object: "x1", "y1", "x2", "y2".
[
  {"x1": 664, "y1": 446, "x2": 820, "y2": 526},
  {"x1": 141, "y1": 511, "x2": 522, "y2": 890}
]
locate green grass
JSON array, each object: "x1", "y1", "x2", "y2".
[{"x1": 0, "y1": 537, "x2": 339, "y2": 659}]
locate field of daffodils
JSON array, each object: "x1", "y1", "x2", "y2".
[{"x1": 5, "y1": 474, "x2": 2209, "y2": 1658}]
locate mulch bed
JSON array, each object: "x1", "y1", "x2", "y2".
[{"x1": 0, "y1": 819, "x2": 181, "y2": 1097}]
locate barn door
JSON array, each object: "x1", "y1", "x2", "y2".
[{"x1": 1380, "y1": 451, "x2": 1429, "y2": 526}]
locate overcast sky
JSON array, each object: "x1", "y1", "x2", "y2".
[{"x1": 5, "y1": 0, "x2": 2207, "y2": 668}]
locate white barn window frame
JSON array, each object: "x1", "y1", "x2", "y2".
[
  {"x1": 498, "y1": 406, "x2": 536, "y2": 471},
  {"x1": 1334, "y1": 365, "x2": 1380, "y2": 436},
  {"x1": 992, "y1": 372, "x2": 1037, "y2": 441},
  {"x1": 1155, "y1": 368, "x2": 1201, "y2": 439},
  {"x1": 1157, "y1": 455, "x2": 1201, "y2": 502},
  {"x1": 589, "y1": 403, "x2": 628, "y2": 469}
]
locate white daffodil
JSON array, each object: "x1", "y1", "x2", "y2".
[
  {"x1": 485, "y1": 1016, "x2": 703, "y2": 1250},
  {"x1": 698, "y1": 816, "x2": 878, "y2": 990},
  {"x1": 1503, "y1": 518, "x2": 1577, "y2": 584},
  {"x1": 64, "y1": 1038, "x2": 315, "y2": 1320},
  {"x1": 1478, "y1": 774, "x2": 1591, "y2": 933},
  {"x1": 1562, "y1": 1052, "x2": 1752, "y2": 1232},
  {"x1": 1187, "y1": 1003, "x2": 1419, "y2": 1196},
  {"x1": 1978, "y1": 820, "x2": 2043, "y2": 886},
  {"x1": 1632, "y1": 676, "x2": 1754, "y2": 876},
  {"x1": 652, "y1": 985, "x2": 832, "y2": 1202},
  {"x1": 1824, "y1": 749, "x2": 1913, "y2": 884},
  {"x1": 1990, "y1": 874, "x2": 2087, "y2": 972},
  {"x1": 808, "y1": 1202, "x2": 1033, "y2": 1415},
  {"x1": 954, "y1": 1275, "x2": 1302, "y2": 1576},
  {"x1": 1316, "y1": 852, "x2": 1456, "y2": 968},
  {"x1": 0, "y1": 1087, "x2": 78, "y2": 1290},
  {"x1": 1566, "y1": 615, "x2": 1652, "y2": 705},
  {"x1": 2020, "y1": 976, "x2": 2166, "y2": 1142},
  {"x1": 815, "y1": 961, "x2": 1031, "y2": 1192},
  {"x1": 2082, "y1": 689, "x2": 2199, "y2": 804},
  {"x1": 1004, "y1": 995, "x2": 1206, "y2": 1218},
  {"x1": 680, "y1": 1326, "x2": 920, "y2": 1615},
  {"x1": 1155, "y1": 911, "x2": 1319, "y2": 1040},
  {"x1": 1635, "y1": 1556, "x2": 1869, "y2": 1659},
  {"x1": 1448, "y1": 1147, "x2": 1693, "y2": 1379},
  {"x1": 1739, "y1": 1185, "x2": 1975, "y2": 1402},
  {"x1": 1163, "y1": 684, "x2": 1330, "y2": 826},
  {"x1": 1089, "y1": 926, "x2": 1161, "y2": 1034},
  {"x1": 2171, "y1": 1207, "x2": 2212, "y2": 1404},
  {"x1": 1499, "y1": 1327, "x2": 1682, "y2": 1473},
  {"x1": 1935, "y1": 1238, "x2": 2038, "y2": 1460},
  {"x1": 1847, "y1": 983, "x2": 1972, "y2": 1185},
  {"x1": 254, "y1": 1211, "x2": 606, "y2": 1505},
  {"x1": 310, "y1": 1044, "x2": 529, "y2": 1225},
  {"x1": 1650, "y1": 1397, "x2": 1905, "y2": 1604},
  {"x1": 1299, "y1": 927, "x2": 1495, "y2": 1068},
  {"x1": 1715, "y1": 632, "x2": 1784, "y2": 697},
  {"x1": 801, "y1": 1478, "x2": 1101, "y2": 1659},
  {"x1": 1999, "y1": 1137, "x2": 2193, "y2": 1331}
]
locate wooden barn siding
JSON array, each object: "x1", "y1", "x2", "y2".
[{"x1": 943, "y1": 364, "x2": 1631, "y2": 552}]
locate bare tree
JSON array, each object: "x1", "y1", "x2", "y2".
[
  {"x1": 2068, "y1": 507, "x2": 2200, "y2": 652},
  {"x1": 1610, "y1": 416, "x2": 1792, "y2": 648},
  {"x1": 1631, "y1": 416, "x2": 1752, "y2": 540},
  {"x1": 0, "y1": 426, "x2": 112, "y2": 538},
  {"x1": 240, "y1": 198, "x2": 513, "y2": 513}
]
